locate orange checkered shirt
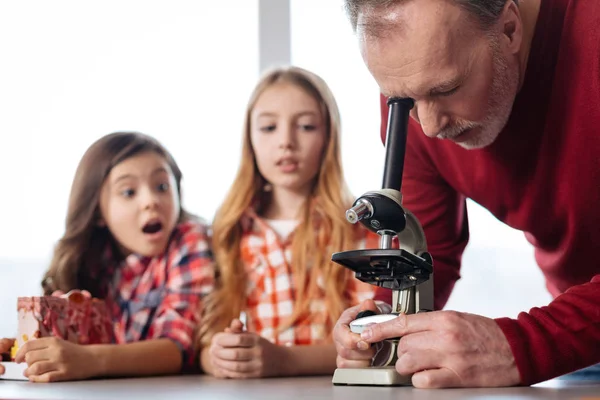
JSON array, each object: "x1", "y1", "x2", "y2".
[{"x1": 239, "y1": 209, "x2": 380, "y2": 346}]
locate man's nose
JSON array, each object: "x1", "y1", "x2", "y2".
[{"x1": 411, "y1": 103, "x2": 448, "y2": 138}]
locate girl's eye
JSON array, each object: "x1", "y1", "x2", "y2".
[
  {"x1": 121, "y1": 188, "x2": 135, "y2": 198},
  {"x1": 157, "y1": 183, "x2": 170, "y2": 192},
  {"x1": 299, "y1": 124, "x2": 317, "y2": 131},
  {"x1": 260, "y1": 125, "x2": 276, "y2": 133}
]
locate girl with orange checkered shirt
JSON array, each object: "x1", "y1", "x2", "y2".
[
  {"x1": 196, "y1": 66, "x2": 387, "y2": 378},
  {"x1": 1, "y1": 132, "x2": 214, "y2": 382}
]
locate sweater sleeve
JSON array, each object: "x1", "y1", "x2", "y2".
[
  {"x1": 380, "y1": 94, "x2": 469, "y2": 310},
  {"x1": 495, "y1": 274, "x2": 600, "y2": 385}
]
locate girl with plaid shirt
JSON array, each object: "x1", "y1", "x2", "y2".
[
  {"x1": 197, "y1": 66, "x2": 388, "y2": 378},
  {"x1": 8, "y1": 132, "x2": 214, "y2": 382}
]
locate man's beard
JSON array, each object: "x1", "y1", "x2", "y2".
[{"x1": 439, "y1": 38, "x2": 518, "y2": 150}]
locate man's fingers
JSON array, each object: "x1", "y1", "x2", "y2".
[
  {"x1": 360, "y1": 314, "x2": 409, "y2": 343},
  {"x1": 213, "y1": 332, "x2": 257, "y2": 348},
  {"x1": 359, "y1": 299, "x2": 379, "y2": 313},
  {"x1": 335, "y1": 341, "x2": 375, "y2": 362},
  {"x1": 361, "y1": 312, "x2": 440, "y2": 343},
  {"x1": 335, "y1": 299, "x2": 380, "y2": 344},
  {"x1": 334, "y1": 300, "x2": 386, "y2": 367},
  {"x1": 395, "y1": 349, "x2": 441, "y2": 376},
  {"x1": 336, "y1": 355, "x2": 371, "y2": 369},
  {"x1": 336, "y1": 303, "x2": 365, "y2": 327},
  {"x1": 396, "y1": 331, "x2": 439, "y2": 356},
  {"x1": 412, "y1": 368, "x2": 459, "y2": 389},
  {"x1": 338, "y1": 300, "x2": 379, "y2": 326}
]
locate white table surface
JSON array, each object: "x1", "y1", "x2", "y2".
[{"x1": 0, "y1": 374, "x2": 598, "y2": 400}]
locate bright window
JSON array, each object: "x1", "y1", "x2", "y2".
[{"x1": 0, "y1": 0, "x2": 258, "y2": 336}]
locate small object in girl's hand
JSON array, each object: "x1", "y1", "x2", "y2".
[
  {"x1": 239, "y1": 311, "x2": 247, "y2": 330},
  {"x1": 11, "y1": 290, "x2": 114, "y2": 360}
]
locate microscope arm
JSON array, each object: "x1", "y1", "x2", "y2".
[{"x1": 398, "y1": 209, "x2": 428, "y2": 256}]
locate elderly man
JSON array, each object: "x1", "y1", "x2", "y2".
[{"x1": 334, "y1": 0, "x2": 599, "y2": 389}]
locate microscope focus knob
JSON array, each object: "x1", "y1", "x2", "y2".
[{"x1": 356, "y1": 310, "x2": 378, "y2": 319}]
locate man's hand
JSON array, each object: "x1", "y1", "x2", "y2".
[
  {"x1": 333, "y1": 299, "x2": 381, "y2": 369},
  {"x1": 206, "y1": 319, "x2": 287, "y2": 379},
  {"x1": 15, "y1": 337, "x2": 97, "y2": 382},
  {"x1": 360, "y1": 310, "x2": 521, "y2": 388}
]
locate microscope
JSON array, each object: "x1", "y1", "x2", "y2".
[{"x1": 331, "y1": 98, "x2": 434, "y2": 386}]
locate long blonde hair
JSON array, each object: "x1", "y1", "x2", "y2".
[{"x1": 197, "y1": 66, "x2": 359, "y2": 347}]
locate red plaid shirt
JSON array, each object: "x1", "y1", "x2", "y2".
[
  {"x1": 101, "y1": 219, "x2": 214, "y2": 369},
  {"x1": 240, "y1": 210, "x2": 380, "y2": 346}
]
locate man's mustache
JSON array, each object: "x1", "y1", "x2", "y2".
[{"x1": 438, "y1": 120, "x2": 480, "y2": 140}]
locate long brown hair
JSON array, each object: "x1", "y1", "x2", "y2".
[
  {"x1": 42, "y1": 132, "x2": 190, "y2": 297},
  {"x1": 197, "y1": 66, "x2": 360, "y2": 347}
]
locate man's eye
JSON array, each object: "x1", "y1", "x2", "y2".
[
  {"x1": 439, "y1": 86, "x2": 460, "y2": 97},
  {"x1": 260, "y1": 125, "x2": 276, "y2": 133},
  {"x1": 121, "y1": 188, "x2": 135, "y2": 198},
  {"x1": 157, "y1": 183, "x2": 170, "y2": 192}
]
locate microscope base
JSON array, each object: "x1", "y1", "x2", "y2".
[{"x1": 332, "y1": 367, "x2": 412, "y2": 386}]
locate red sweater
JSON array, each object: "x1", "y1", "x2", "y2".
[{"x1": 379, "y1": 0, "x2": 600, "y2": 385}]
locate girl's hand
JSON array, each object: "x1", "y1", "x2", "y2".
[
  {"x1": 208, "y1": 319, "x2": 288, "y2": 379},
  {"x1": 15, "y1": 337, "x2": 97, "y2": 382}
]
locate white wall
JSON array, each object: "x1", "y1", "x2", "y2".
[
  {"x1": 0, "y1": 0, "x2": 258, "y2": 337},
  {"x1": 0, "y1": 0, "x2": 552, "y2": 338}
]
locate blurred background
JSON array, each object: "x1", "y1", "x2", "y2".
[{"x1": 0, "y1": 0, "x2": 550, "y2": 337}]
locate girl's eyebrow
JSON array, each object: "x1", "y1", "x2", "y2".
[
  {"x1": 294, "y1": 111, "x2": 318, "y2": 118},
  {"x1": 151, "y1": 167, "x2": 169, "y2": 177},
  {"x1": 257, "y1": 110, "x2": 318, "y2": 118},
  {"x1": 256, "y1": 112, "x2": 277, "y2": 118},
  {"x1": 113, "y1": 167, "x2": 168, "y2": 184},
  {"x1": 113, "y1": 173, "x2": 137, "y2": 184}
]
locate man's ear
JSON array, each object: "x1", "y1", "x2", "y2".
[{"x1": 501, "y1": 0, "x2": 523, "y2": 55}]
